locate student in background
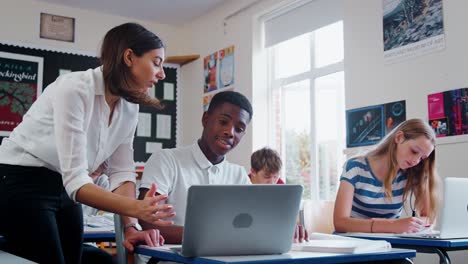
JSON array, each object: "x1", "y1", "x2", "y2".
[
  {"x1": 82, "y1": 162, "x2": 115, "y2": 264},
  {"x1": 249, "y1": 147, "x2": 308, "y2": 242},
  {"x1": 249, "y1": 147, "x2": 284, "y2": 184},
  {"x1": 0, "y1": 23, "x2": 174, "y2": 264},
  {"x1": 334, "y1": 119, "x2": 440, "y2": 234},
  {"x1": 83, "y1": 162, "x2": 110, "y2": 217}
]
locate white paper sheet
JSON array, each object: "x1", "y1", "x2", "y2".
[
  {"x1": 156, "y1": 114, "x2": 171, "y2": 139},
  {"x1": 137, "y1": 112, "x2": 152, "y2": 137},
  {"x1": 164, "y1": 82, "x2": 175, "y2": 100},
  {"x1": 146, "y1": 142, "x2": 163, "y2": 153}
]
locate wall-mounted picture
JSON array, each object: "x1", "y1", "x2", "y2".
[
  {"x1": 346, "y1": 100, "x2": 406, "y2": 147},
  {"x1": 428, "y1": 88, "x2": 468, "y2": 137},
  {"x1": 383, "y1": 0, "x2": 445, "y2": 64},
  {"x1": 203, "y1": 45, "x2": 235, "y2": 94},
  {"x1": 218, "y1": 45, "x2": 234, "y2": 88},
  {"x1": 347, "y1": 105, "x2": 385, "y2": 147},
  {"x1": 0, "y1": 51, "x2": 43, "y2": 136},
  {"x1": 40, "y1": 13, "x2": 75, "y2": 42},
  {"x1": 384, "y1": 100, "x2": 406, "y2": 134},
  {"x1": 203, "y1": 52, "x2": 218, "y2": 93},
  {"x1": 203, "y1": 88, "x2": 234, "y2": 112}
]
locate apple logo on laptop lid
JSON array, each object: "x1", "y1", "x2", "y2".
[{"x1": 232, "y1": 213, "x2": 253, "y2": 228}]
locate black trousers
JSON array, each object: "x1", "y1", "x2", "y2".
[
  {"x1": 82, "y1": 244, "x2": 115, "y2": 264},
  {"x1": 0, "y1": 164, "x2": 83, "y2": 264}
]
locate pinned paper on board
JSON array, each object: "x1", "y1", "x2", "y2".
[
  {"x1": 146, "y1": 142, "x2": 163, "y2": 153},
  {"x1": 156, "y1": 114, "x2": 171, "y2": 139},
  {"x1": 163, "y1": 82, "x2": 175, "y2": 101},
  {"x1": 137, "y1": 112, "x2": 152, "y2": 137}
]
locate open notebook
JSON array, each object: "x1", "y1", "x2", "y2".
[{"x1": 291, "y1": 233, "x2": 391, "y2": 254}]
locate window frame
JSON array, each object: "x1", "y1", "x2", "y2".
[{"x1": 267, "y1": 29, "x2": 345, "y2": 200}]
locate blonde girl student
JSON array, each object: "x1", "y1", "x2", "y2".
[
  {"x1": 334, "y1": 119, "x2": 440, "y2": 233},
  {"x1": 0, "y1": 23, "x2": 174, "y2": 263}
]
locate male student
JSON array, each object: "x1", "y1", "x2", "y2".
[
  {"x1": 138, "y1": 91, "x2": 306, "y2": 264},
  {"x1": 249, "y1": 147, "x2": 308, "y2": 242},
  {"x1": 138, "y1": 91, "x2": 253, "y2": 246},
  {"x1": 249, "y1": 147, "x2": 285, "y2": 184}
]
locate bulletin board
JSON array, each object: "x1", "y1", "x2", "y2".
[
  {"x1": 0, "y1": 42, "x2": 178, "y2": 164},
  {"x1": 133, "y1": 66, "x2": 178, "y2": 163}
]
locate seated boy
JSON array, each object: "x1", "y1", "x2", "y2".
[
  {"x1": 138, "y1": 91, "x2": 252, "y2": 244},
  {"x1": 249, "y1": 147, "x2": 284, "y2": 184}
]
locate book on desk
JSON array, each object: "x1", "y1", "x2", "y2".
[{"x1": 291, "y1": 233, "x2": 391, "y2": 254}]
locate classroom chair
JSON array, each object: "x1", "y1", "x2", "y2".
[
  {"x1": 303, "y1": 200, "x2": 335, "y2": 234},
  {"x1": 114, "y1": 214, "x2": 135, "y2": 264}
]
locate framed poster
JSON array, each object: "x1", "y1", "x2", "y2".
[
  {"x1": 383, "y1": 0, "x2": 445, "y2": 64},
  {"x1": 0, "y1": 51, "x2": 43, "y2": 136},
  {"x1": 218, "y1": 45, "x2": 234, "y2": 88},
  {"x1": 40, "y1": 13, "x2": 75, "y2": 42},
  {"x1": 346, "y1": 105, "x2": 385, "y2": 147},
  {"x1": 346, "y1": 100, "x2": 406, "y2": 148},
  {"x1": 428, "y1": 88, "x2": 468, "y2": 138}
]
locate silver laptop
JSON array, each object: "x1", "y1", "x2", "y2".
[
  {"x1": 179, "y1": 184, "x2": 303, "y2": 257},
  {"x1": 400, "y1": 177, "x2": 468, "y2": 239}
]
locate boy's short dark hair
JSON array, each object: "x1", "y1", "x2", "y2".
[
  {"x1": 208, "y1": 91, "x2": 253, "y2": 122},
  {"x1": 251, "y1": 147, "x2": 282, "y2": 174}
]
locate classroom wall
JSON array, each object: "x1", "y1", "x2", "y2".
[
  {"x1": 178, "y1": 1, "x2": 468, "y2": 262},
  {"x1": 344, "y1": 1, "x2": 467, "y2": 263},
  {"x1": 0, "y1": 0, "x2": 183, "y2": 57},
  {"x1": 343, "y1": 1, "x2": 468, "y2": 187},
  {"x1": 176, "y1": 0, "x2": 269, "y2": 169}
]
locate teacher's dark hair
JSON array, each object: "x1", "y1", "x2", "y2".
[{"x1": 100, "y1": 22, "x2": 164, "y2": 108}]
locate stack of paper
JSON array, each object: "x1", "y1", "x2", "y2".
[
  {"x1": 84, "y1": 214, "x2": 115, "y2": 232},
  {"x1": 291, "y1": 233, "x2": 391, "y2": 254}
]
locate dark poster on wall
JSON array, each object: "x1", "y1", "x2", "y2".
[
  {"x1": 0, "y1": 52, "x2": 43, "y2": 136},
  {"x1": 346, "y1": 100, "x2": 406, "y2": 147}
]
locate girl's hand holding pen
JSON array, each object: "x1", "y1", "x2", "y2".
[{"x1": 392, "y1": 217, "x2": 426, "y2": 233}]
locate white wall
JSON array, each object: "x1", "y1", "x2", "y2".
[
  {"x1": 344, "y1": 0, "x2": 468, "y2": 180},
  {"x1": 0, "y1": 0, "x2": 183, "y2": 56},
  {"x1": 176, "y1": 0, "x2": 272, "y2": 169},
  {"x1": 178, "y1": 0, "x2": 468, "y2": 262},
  {"x1": 2, "y1": 0, "x2": 467, "y2": 261},
  {"x1": 344, "y1": 1, "x2": 468, "y2": 263}
]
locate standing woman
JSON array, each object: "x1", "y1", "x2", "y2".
[
  {"x1": 0, "y1": 23, "x2": 174, "y2": 263},
  {"x1": 334, "y1": 119, "x2": 440, "y2": 234}
]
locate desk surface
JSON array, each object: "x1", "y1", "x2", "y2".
[
  {"x1": 339, "y1": 233, "x2": 468, "y2": 249},
  {"x1": 0, "y1": 250, "x2": 36, "y2": 264},
  {"x1": 135, "y1": 245, "x2": 416, "y2": 264}
]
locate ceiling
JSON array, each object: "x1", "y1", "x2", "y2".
[{"x1": 37, "y1": 0, "x2": 229, "y2": 26}]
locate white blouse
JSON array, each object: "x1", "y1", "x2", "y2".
[{"x1": 0, "y1": 67, "x2": 138, "y2": 201}]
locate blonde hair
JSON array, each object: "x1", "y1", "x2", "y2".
[{"x1": 367, "y1": 118, "x2": 440, "y2": 221}]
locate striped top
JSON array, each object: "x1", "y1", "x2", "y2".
[{"x1": 340, "y1": 157, "x2": 407, "y2": 219}]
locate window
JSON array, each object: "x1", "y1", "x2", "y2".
[{"x1": 267, "y1": 21, "x2": 345, "y2": 200}]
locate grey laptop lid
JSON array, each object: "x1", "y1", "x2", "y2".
[
  {"x1": 181, "y1": 184, "x2": 303, "y2": 257},
  {"x1": 399, "y1": 177, "x2": 468, "y2": 239},
  {"x1": 438, "y1": 177, "x2": 468, "y2": 239}
]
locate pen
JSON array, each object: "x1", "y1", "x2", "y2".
[{"x1": 299, "y1": 209, "x2": 305, "y2": 227}]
